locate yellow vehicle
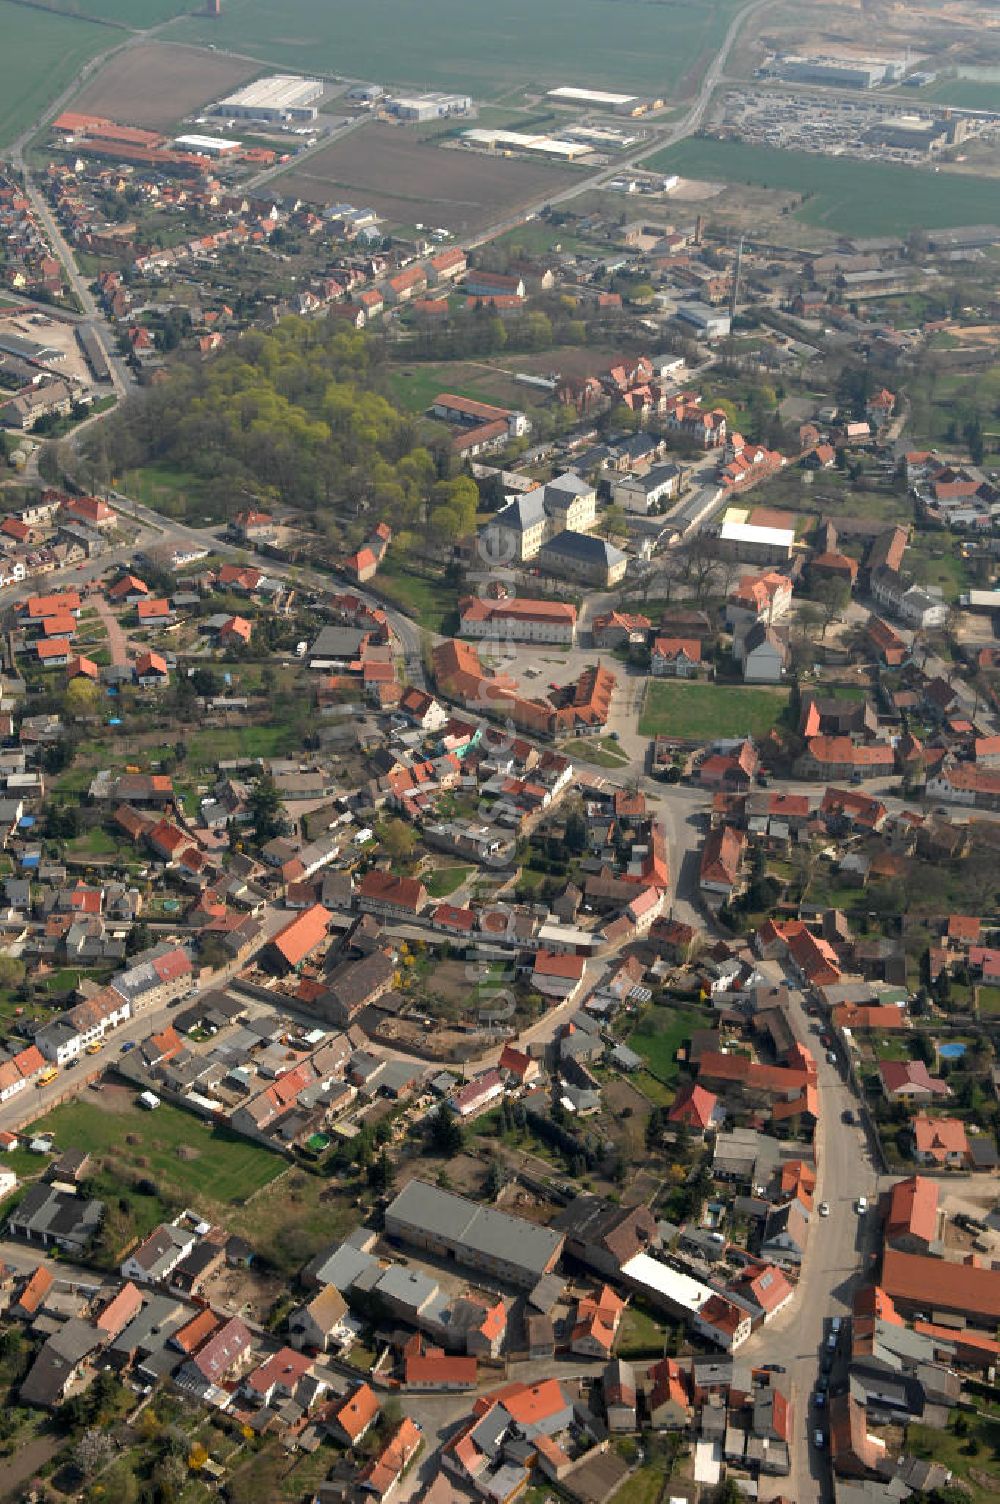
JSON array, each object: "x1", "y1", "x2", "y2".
[
  {"x1": 37, "y1": 1067, "x2": 58, "y2": 1087},
  {"x1": 85, "y1": 1041, "x2": 103, "y2": 1055}
]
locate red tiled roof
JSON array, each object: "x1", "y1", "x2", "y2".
[
  {"x1": 886, "y1": 1175, "x2": 938, "y2": 1246},
  {"x1": 882, "y1": 1247, "x2": 1000, "y2": 1323},
  {"x1": 271, "y1": 904, "x2": 331, "y2": 967}
]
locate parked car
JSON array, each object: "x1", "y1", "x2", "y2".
[
  {"x1": 818, "y1": 1202, "x2": 830, "y2": 1217},
  {"x1": 814, "y1": 1430, "x2": 826, "y2": 1449},
  {"x1": 841, "y1": 1108, "x2": 855, "y2": 1125},
  {"x1": 856, "y1": 1196, "x2": 868, "y2": 1214}
]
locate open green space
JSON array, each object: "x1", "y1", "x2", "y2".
[
  {"x1": 563, "y1": 736, "x2": 630, "y2": 769},
  {"x1": 903, "y1": 77, "x2": 1000, "y2": 112},
  {"x1": 173, "y1": 0, "x2": 742, "y2": 97},
  {"x1": 628, "y1": 1005, "x2": 701, "y2": 1085},
  {"x1": 30, "y1": 1096, "x2": 285, "y2": 1219},
  {"x1": 644, "y1": 137, "x2": 1000, "y2": 237},
  {"x1": 47, "y1": 0, "x2": 193, "y2": 21},
  {"x1": 184, "y1": 723, "x2": 298, "y2": 768},
  {"x1": 614, "y1": 1465, "x2": 668, "y2": 1504},
  {"x1": 386, "y1": 363, "x2": 520, "y2": 417},
  {"x1": 424, "y1": 865, "x2": 473, "y2": 898},
  {"x1": 907, "y1": 1412, "x2": 1000, "y2": 1504},
  {"x1": 0, "y1": 3, "x2": 112, "y2": 150},
  {"x1": 907, "y1": 532, "x2": 970, "y2": 604},
  {"x1": 639, "y1": 679, "x2": 791, "y2": 741},
  {"x1": 618, "y1": 1302, "x2": 670, "y2": 1358},
  {"x1": 122, "y1": 463, "x2": 213, "y2": 522},
  {"x1": 377, "y1": 554, "x2": 457, "y2": 633}
]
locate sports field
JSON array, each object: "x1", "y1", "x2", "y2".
[
  {"x1": 645, "y1": 137, "x2": 999, "y2": 237},
  {"x1": 639, "y1": 680, "x2": 792, "y2": 741},
  {"x1": 0, "y1": 2, "x2": 111, "y2": 149},
  {"x1": 172, "y1": 0, "x2": 742, "y2": 98}
]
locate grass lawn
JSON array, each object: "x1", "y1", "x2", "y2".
[
  {"x1": 43, "y1": 967, "x2": 111, "y2": 997},
  {"x1": 30, "y1": 1097, "x2": 285, "y2": 1210},
  {"x1": 977, "y1": 986, "x2": 1000, "y2": 1016},
  {"x1": 618, "y1": 1303, "x2": 669, "y2": 1358},
  {"x1": 907, "y1": 533, "x2": 970, "y2": 603},
  {"x1": 563, "y1": 736, "x2": 630, "y2": 769},
  {"x1": 184, "y1": 723, "x2": 298, "y2": 769},
  {"x1": 614, "y1": 1467, "x2": 667, "y2": 1504},
  {"x1": 122, "y1": 463, "x2": 214, "y2": 522},
  {"x1": 644, "y1": 137, "x2": 1000, "y2": 237},
  {"x1": 628, "y1": 1005, "x2": 701, "y2": 1085},
  {"x1": 907, "y1": 1413, "x2": 1000, "y2": 1503},
  {"x1": 0, "y1": 6, "x2": 111, "y2": 150},
  {"x1": 377, "y1": 555, "x2": 457, "y2": 634},
  {"x1": 425, "y1": 865, "x2": 473, "y2": 898},
  {"x1": 386, "y1": 362, "x2": 524, "y2": 416},
  {"x1": 635, "y1": 1070, "x2": 675, "y2": 1108},
  {"x1": 65, "y1": 826, "x2": 125, "y2": 857},
  {"x1": 639, "y1": 679, "x2": 791, "y2": 741},
  {"x1": 172, "y1": 0, "x2": 742, "y2": 98}
]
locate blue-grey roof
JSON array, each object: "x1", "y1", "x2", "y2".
[
  {"x1": 492, "y1": 492, "x2": 546, "y2": 533},
  {"x1": 540, "y1": 530, "x2": 625, "y2": 566}
]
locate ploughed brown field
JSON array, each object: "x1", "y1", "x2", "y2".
[
  {"x1": 70, "y1": 42, "x2": 260, "y2": 130},
  {"x1": 273, "y1": 123, "x2": 580, "y2": 232}
]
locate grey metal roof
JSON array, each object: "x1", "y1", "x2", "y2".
[
  {"x1": 373, "y1": 1262, "x2": 439, "y2": 1310},
  {"x1": 313, "y1": 1242, "x2": 378, "y2": 1291},
  {"x1": 385, "y1": 1178, "x2": 563, "y2": 1280}
]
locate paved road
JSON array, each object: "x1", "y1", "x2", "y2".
[
  {"x1": 460, "y1": 0, "x2": 775, "y2": 253},
  {"x1": 0, "y1": 904, "x2": 290, "y2": 1135},
  {"x1": 745, "y1": 964, "x2": 884, "y2": 1504}
]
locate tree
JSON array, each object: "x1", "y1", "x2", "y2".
[
  {"x1": 191, "y1": 666, "x2": 217, "y2": 698},
  {"x1": 64, "y1": 677, "x2": 100, "y2": 720},
  {"x1": 812, "y1": 575, "x2": 851, "y2": 638},
  {"x1": 75, "y1": 1428, "x2": 116, "y2": 1477},
  {"x1": 367, "y1": 1150, "x2": 394, "y2": 1193},
  {"x1": 428, "y1": 1105, "x2": 464, "y2": 1155},
  {"x1": 0, "y1": 952, "x2": 25, "y2": 990},
  {"x1": 376, "y1": 817, "x2": 416, "y2": 863},
  {"x1": 249, "y1": 774, "x2": 283, "y2": 844}
]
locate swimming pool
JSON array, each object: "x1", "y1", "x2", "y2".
[{"x1": 938, "y1": 1042, "x2": 966, "y2": 1060}]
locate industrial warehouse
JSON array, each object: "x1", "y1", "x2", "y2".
[{"x1": 210, "y1": 75, "x2": 325, "y2": 121}]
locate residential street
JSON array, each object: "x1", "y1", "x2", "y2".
[{"x1": 748, "y1": 966, "x2": 886, "y2": 1504}]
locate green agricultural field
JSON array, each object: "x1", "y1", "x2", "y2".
[
  {"x1": 30, "y1": 1097, "x2": 285, "y2": 1207},
  {"x1": 172, "y1": 0, "x2": 742, "y2": 98},
  {"x1": 640, "y1": 680, "x2": 792, "y2": 742},
  {"x1": 48, "y1": 0, "x2": 192, "y2": 21},
  {"x1": 0, "y1": 4, "x2": 112, "y2": 149},
  {"x1": 644, "y1": 137, "x2": 1000, "y2": 237},
  {"x1": 907, "y1": 78, "x2": 1000, "y2": 112}
]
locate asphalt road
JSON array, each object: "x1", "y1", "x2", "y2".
[{"x1": 746, "y1": 964, "x2": 884, "y2": 1504}]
